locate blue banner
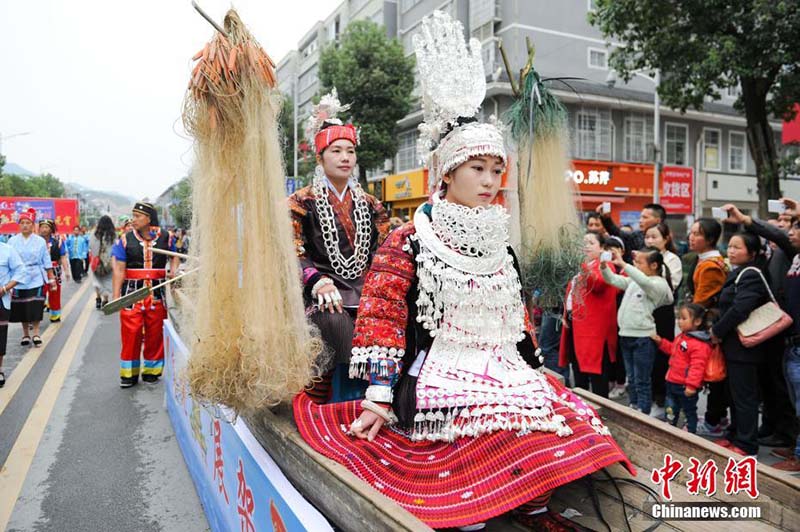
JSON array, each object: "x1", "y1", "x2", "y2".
[{"x1": 164, "y1": 321, "x2": 332, "y2": 532}]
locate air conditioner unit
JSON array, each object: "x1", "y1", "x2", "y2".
[{"x1": 384, "y1": 159, "x2": 393, "y2": 172}]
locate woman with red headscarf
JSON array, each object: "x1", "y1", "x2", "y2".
[
  {"x1": 288, "y1": 89, "x2": 389, "y2": 403},
  {"x1": 8, "y1": 209, "x2": 54, "y2": 346}
]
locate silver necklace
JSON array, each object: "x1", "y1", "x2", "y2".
[{"x1": 312, "y1": 171, "x2": 372, "y2": 279}]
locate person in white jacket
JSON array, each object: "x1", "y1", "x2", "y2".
[{"x1": 601, "y1": 248, "x2": 674, "y2": 415}]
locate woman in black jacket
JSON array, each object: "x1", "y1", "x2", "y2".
[{"x1": 711, "y1": 232, "x2": 770, "y2": 455}]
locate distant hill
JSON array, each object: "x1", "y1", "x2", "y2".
[
  {"x1": 3, "y1": 162, "x2": 34, "y2": 176},
  {"x1": 64, "y1": 183, "x2": 135, "y2": 220}
]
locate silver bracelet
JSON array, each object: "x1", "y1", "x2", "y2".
[
  {"x1": 361, "y1": 400, "x2": 392, "y2": 423},
  {"x1": 365, "y1": 384, "x2": 393, "y2": 404}
]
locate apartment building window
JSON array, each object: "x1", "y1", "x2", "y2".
[
  {"x1": 401, "y1": 0, "x2": 423, "y2": 13},
  {"x1": 396, "y1": 130, "x2": 419, "y2": 172},
  {"x1": 703, "y1": 128, "x2": 721, "y2": 170},
  {"x1": 302, "y1": 40, "x2": 318, "y2": 58},
  {"x1": 299, "y1": 66, "x2": 318, "y2": 91},
  {"x1": 576, "y1": 109, "x2": 613, "y2": 160},
  {"x1": 665, "y1": 123, "x2": 688, "y2": 166},
  {"x1": 470, "y1": 0, "x2": 497, "y2": 31},
  {"x1": 587, "y1": 48, "x2": 608, "y2": 70},
  {"x1": 729, "y1": 131, "x2": 747, "y2": 173},
  {"x1": 472, "y1": 21, "x2": 494, "y2": 41},
  {"x1": 623, "y1": 113, "x2": 654, "y2": 163}
]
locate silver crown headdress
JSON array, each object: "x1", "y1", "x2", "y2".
[
  {"x1": 305, "y1": 87, "x2": 356, "y2": 151},
  {"x1": 413, "y1": 11, "x2": 506, "y2": 193}
]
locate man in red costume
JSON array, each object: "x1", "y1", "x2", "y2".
[{"x1": 111, "y1": 202, "x2": 179, "y2": 388}]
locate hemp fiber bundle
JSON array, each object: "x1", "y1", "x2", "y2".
[
  {"x1": 506, "y1": 65, "x2": 584, "y2": 308},
  {"x1": 182, "y1": 10, "x2": 321, "y2": 414}
]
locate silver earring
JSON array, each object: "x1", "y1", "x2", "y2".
[{"x1": 314, "y1": 164, "x2": 325, "y2": 182}]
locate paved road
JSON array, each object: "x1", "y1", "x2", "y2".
[{"x1": 0, "y1": 279, "x2": 208, "y2": 532}]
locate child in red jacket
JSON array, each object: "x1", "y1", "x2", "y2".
[{"x1": 651, "y1": 303, "x2": 712, "y2": 433}]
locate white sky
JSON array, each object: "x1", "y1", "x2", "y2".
[{"x1": 0, "y1": 0, "x2": 340, "y2": 199}]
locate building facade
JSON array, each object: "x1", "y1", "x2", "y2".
[{"x1": 278, "y1": 0, "x2": 792, "y2": 230}]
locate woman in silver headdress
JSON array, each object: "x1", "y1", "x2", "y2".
[{"x1": 294, "y1": 12, "x2": 634, "y2": 530}]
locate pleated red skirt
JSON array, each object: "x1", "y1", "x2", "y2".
[{"x1": 294, "y1": 374, "x2": 635, "y2": 529}]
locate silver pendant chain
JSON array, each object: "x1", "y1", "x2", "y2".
[{"x1": 312, "y1": 172, "x2": 372, "y2": 279}]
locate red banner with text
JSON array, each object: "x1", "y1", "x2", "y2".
[
  {"x1": 0, "y1": 197, "x2": 80, "y2": 235},
  {"x1": 660, "y1": 166, "x2": 694, "y2": 215}
]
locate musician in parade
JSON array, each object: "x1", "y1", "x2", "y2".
[
  {"x1": 38, "y1": 219, "x2": 70, "y2": 323},
  {"x1": 111, "y1": 202, "x2": 179, "y2": 388},
  {"x1": 288, "y1": 89, "x2": 390, "y2": 403}
]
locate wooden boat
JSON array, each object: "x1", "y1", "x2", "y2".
[
  {"x1": 244, "y1": 382, "x2": 800, "y2": 532},
  {"x1": 166, "y1": 293, "x2": 799, "y2": 532}
]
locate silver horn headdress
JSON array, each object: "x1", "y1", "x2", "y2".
[{"x1": 413, "y1": 10, "x2": 506, "y2": 194}]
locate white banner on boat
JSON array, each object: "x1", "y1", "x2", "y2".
[{"x1": 163, "y1": 320, "x2": 333, "y2": 532}]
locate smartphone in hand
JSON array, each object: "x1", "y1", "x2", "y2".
[
  {"x1": 600, "y1": 250, "x2": 613, "y2": 262},
  {"x1": 711, "y1": 207, "x2": 728, "y2": 220},
  {"x1": 768, "y1": 199, "x2": 786, "y2": 214}
]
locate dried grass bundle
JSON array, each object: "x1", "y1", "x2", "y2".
[
  {"x1": 507, "y1": 68, "x2": 584, "y2": 307},
  {"x1": 182, "y1": 9, "x2": 321, "y2": 414}
]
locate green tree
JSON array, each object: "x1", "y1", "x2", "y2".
[
  {"x1": 279, "y1": 93, "x2": 296, "y2": 177},
  {"x1": 591, "y1": 0, "x2": 800, "y2": 217},
  {"x1": 28, "y1": 173, "x2": 65, "y2": 197},
  {"x1": 318, "y1": 20, "x2": 415, "y2": 186},
  {"x1": 169, "y1": 177, "x2": 192, "y2": 229}
]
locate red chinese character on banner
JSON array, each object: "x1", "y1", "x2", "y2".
[
  {"x1": 686, "y1": 457, "x2": 718, "y2": 496},
  {"x1": 724, "y1": 456, "x2": 759, "y2": 499},
  {"x1": 237, "y1": 458, "x2": 255, "y2": 532},
  {"x1": 213, "y1": 420, "x2": 230, "y2": 504},
  {"x1": 650, "y1": 453, "x2": 683, "y2": 500}
]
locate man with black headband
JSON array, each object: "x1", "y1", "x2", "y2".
[{"x1": 111, "y1": 201, "x2": 180, "y2": 388}]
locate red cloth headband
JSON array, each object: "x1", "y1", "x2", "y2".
[
  {"x1": 315, "y1": 124, "x2": 358, "y2": 154},
  {"x1": 18, "y1": 208, "x2": 36, "y2": 223}
]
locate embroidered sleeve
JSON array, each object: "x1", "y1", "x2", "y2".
[
  {"x1": 350, "y1": 224, "x2": 416, "y2": 398},
  {"x1": 287, "y1": 191, "x2": 321, "y2": 287}
]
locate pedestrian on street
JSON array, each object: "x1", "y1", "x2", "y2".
[
  {"x1": 558, "y1": 232, "x2": 621, "y2": 397},
  {"x1": 686, "y1": 218, "x2": 731, "y2": 438},
  {"x1": 67, "y1": 226, "x2": 88, "y2": 283},
  {"x1": 601, "y1": 247, "x2": 674, "y2": 414},
  {"x1": 90, "y1": 215, "x2": 116, "y2": 309},
  {"x1": 651, "y1": 303, "x2": 713, "y2": 433},
  {"x1": 645, "y1": 222, "x2": 683, "y2": 411},
  {"x1": 38, "y1": 219, "x2": 70, "y2": 323},
  {"x1": 8, "y1": 209, "x2": 55, "y2": 347},
  {"x1": 111, "y1": 202, "x2": 179, "y2": 387},
  {"x1": 720, "y1": 200, "x2": 800, "y2": 471},
  {"x1": 597, "y1": 203, "x2": 666, "y2": 263},
  {"x1": 0, "y1": 240, "x2": 26, "y2": 387},
  {"x1": 710, "y1": 232, "x2": 770, "y2": 456}
]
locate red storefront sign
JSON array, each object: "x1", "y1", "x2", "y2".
[
  {"x1": 0, "y1": 197, "x2": 80, "y2": 234},
  {"x1": 782, "y1": 104, "x2": 800, "y2": 144},
  {"x1": 660, "y1": 166, "x2": 694, "y2": 214}
]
